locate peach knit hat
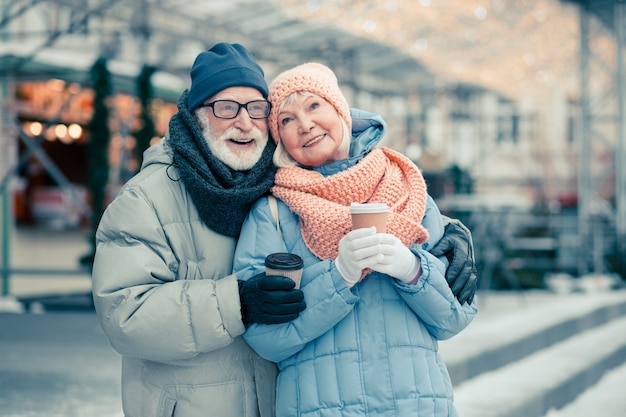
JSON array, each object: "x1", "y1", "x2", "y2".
[{"x1": 268, "y1": 62, "x2": 352, "y2": 143}]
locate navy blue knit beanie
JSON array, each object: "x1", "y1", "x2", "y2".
[{"x1": 187, "y1": 43, "x2": 268, "y2": 111}]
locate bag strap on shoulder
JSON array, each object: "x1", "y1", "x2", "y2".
[{"x1": 267, "y1": 195, "x2": 282, "y2": 238}]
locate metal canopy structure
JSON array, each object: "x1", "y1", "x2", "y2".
[
  {"x1": 4, "y1": 0, "x2": 599, "y2": 101},
  {"x1": 0, "y1": 0, "x2": 439, "y2": 98},
  {"x1": 146, "y1": 0, "x2": 440, "y2": 96},
  {"x1": 0, "y1": 0, "x2": 618, "y2": 106}
]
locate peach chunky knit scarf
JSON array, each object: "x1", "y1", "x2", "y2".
[{"x1": 272, "y1": 147, "x2": 429, "y2": 260}]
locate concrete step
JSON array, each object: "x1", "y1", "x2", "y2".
[
  {"x1": 452, "y1": 315, "x2": 626, "y2": 417},
  {"x1": 440, "y1": 290, "x2": 626, "y2": 385},
  {"x1": 541, "y1": 361, "x2": 626, "y2": 417},
  {"x1": 439, "y1": 290, "x2": 626, "y2": 417}
]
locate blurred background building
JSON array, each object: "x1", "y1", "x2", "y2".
[{"x1": 1, "y1": 0, "x2": 624, "y2": 294}]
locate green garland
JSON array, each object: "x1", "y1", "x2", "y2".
[
  {"x1": 134, "y1": 65, "x2": 157, "y2": 169},
  {"x1": 81, "y1": 57, "x2": 111, "y2": 267}
]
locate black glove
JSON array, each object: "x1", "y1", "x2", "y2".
[
  {"x1": 239, "y1": 273, "x2": 306, "y2": 325},
  {"x1": 431, "y1": 217, "x2": 477, "y2": 305}
]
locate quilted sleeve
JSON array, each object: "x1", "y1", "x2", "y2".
[
  {"x1": 234, "y1": 198, "x2": 359, "y2": 363},
  {"x1": 92, "y1": 185, "x2": 244, "y2": 361}
]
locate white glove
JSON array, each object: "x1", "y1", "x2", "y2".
[
  {"x1": 335, "y1": 227, "x2": 384, "y2": 287},
  {"x1": 370, "y1": 233, "x2": 421, "y2": 283}
]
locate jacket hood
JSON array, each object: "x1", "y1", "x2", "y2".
[
  {"x1": 349, "y1": 108, "x2": 387, "y2": 157},
  {"x1": 140, "y1": 135, "x2": 174, "y2": 171}
]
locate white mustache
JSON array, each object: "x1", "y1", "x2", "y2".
[{"x1": 217, "y1": 127, "x2": 265, "y2": 143}]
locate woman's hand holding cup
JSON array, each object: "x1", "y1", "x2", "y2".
[
  {"x1": 368, "y1": 234, "x2": 421, "y2": 283},
  {"x1": 335, "y1": 227, "x2": 383, "y2": 287}
]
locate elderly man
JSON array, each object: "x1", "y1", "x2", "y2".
[
  {"x1": 92, "y1": 43, "x2": 476, "y2": 417},
  {"x1": 92, "y1": 43, "x2": 305, "y2": 417}
]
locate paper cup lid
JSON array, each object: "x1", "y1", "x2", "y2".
[
  {"x1": 349, "y1": 203, "x2": 390, "y2": 214},
  {"x1": 265, "y1": 253, "x2": 304, "y2": 270}
]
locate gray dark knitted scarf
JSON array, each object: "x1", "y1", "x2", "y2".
[{"x1": 168, "y1": 90, "x2": 277, "y2": 237}]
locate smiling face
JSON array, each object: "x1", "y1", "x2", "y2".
[
  {"x1": 194, "y1": 86, "x2": 269, "y2": 170},
  {"x1": 276, "y1": 93, "x2": 348, "y2": 167}
]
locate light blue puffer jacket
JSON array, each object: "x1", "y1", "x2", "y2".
[{"x1": 233, "y1": 109, "x2": 478, "y2": 417}]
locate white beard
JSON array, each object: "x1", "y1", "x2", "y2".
[{"x1": 196, "y1": 111, "x2": 268, "y2": 171}]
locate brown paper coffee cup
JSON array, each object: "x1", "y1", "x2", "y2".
[
  {"x1": 349, "y1": 203, "x2": 389, "y2": 233},
  {"x1": 265, "y1": 253, "x2": 304, "y2": 289}
]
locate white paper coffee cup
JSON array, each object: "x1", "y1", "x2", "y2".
[{"x1": 349, "y1": 203, "x2": 389, "y2": 233}]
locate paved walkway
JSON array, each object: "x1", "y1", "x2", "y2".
[
  {"x1": 1, "y1": 227, "x2": 119, "y2": 416},
  {"x1": 2, "y1": 227, "x2": 625, "y2": 416},
  {"x1": 0, "y1": 312, "x2": 123, "y2": 417},
  {"x1": 2, "y1": 289, "x2": 624, "y2": 417}
]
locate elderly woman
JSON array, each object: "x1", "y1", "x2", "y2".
[{"x1": 233, "y1": 62, "x2": 477, "y2": 417}]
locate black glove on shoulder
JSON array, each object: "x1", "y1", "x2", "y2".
[
  {"x1": 431, "y1": 217, "x2": 478, "y2": 305},
  {"x1": 239, "y1": 273, "x2": 306, "y2": 325}
]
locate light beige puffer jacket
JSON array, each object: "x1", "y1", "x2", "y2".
[{"x1": 92, "y1": 137, "x2": 276, "y2": 417}]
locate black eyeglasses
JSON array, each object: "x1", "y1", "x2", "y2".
[{"x1": 200, "y1": 99, "x2": 271, "y2": 119}]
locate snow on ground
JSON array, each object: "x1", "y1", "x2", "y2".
[{"x1": 543, "y1": 361, "x2": 626, "y2": 417}]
